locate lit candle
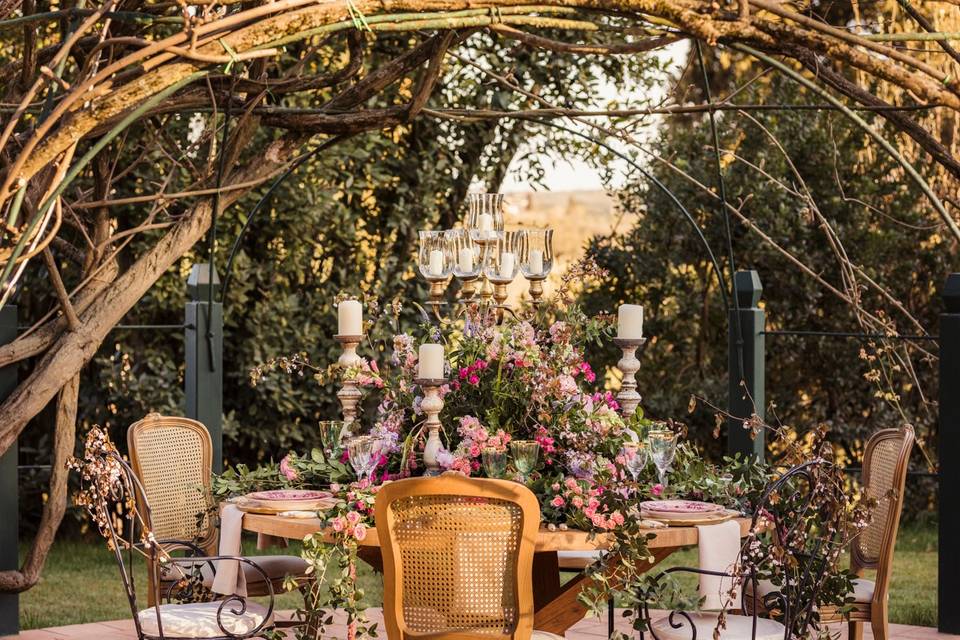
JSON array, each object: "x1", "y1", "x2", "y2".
[
  {"x1": 529, "y1": 249, "x2": 544, "y2": 275},
  {"x1": 418, "y1": 343, "x2": 445, "y2": 379},
  {"x1": 428, "y1": 249, "x2": 444, "y2": 276},
  {"x1": 477, "y1": 213, "x2": 493, "y2": 233},
  {"x1": 617, "y1": 304, "x2": 644, "y2": 339},
  {"x1": 338, "y1": 299, "x2": 363, "y2": 336},
  {"x1": 499, "y1": 251, "x2": 515, "y2": 279},
  {"x1": 458, "y1": 248, "x2": 474, "y2": 272}
]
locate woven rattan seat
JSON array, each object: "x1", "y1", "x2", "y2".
[{"x1": 376, "y1": 474, "x2": 561, "y2": 640}]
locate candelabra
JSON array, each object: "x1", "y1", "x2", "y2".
[
  {"x1": 417, "y1": 194, "x2": 554, "y2": 319},
  {"x1": 614, "y1": 337, "x2": 646, "y2": 419},
  {"x1": 335, "y1": 333, "x2": 364, "y2": 430},
  {"x1": 416, "y1": 377, "x2": 446, "y2": 475}
]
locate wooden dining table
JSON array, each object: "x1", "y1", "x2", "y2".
[{"x1": 242, "y1": 512, "x2": 753, "y2": 635}]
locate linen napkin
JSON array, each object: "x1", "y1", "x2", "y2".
[
  {"x1": 212, "y1": 503, "x2": 247, "y2": 596},
  {"x1": 696, "y1": 519, "x2": 741, "y2": 611}
]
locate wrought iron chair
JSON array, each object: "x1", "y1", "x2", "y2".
[
  {"x1": 375, "y1": 473, "x2": 562, "y2": 640},
  {"x1": 128, "y1": 413, "x2": 310, "y2": 606},
  {"x1": 639, "y1": 458, "x2": 850, "y2": 640},
  {"x1": 71, "y1": 427, "x2": 275, "y2": 640}
]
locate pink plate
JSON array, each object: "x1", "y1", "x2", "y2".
[
  {"x1": 640, "y1": 500, "x2": 725, "y2": 514},
  {"x1": 247, "y1": 489, "x2": 331, "y2": 502}
]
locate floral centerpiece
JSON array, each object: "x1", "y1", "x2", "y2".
[{"x1": 208, "y1": 260, "x2": 864, "y2": 640}]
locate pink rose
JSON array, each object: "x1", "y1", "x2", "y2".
[
  {"x1": 571, "y1": 496, "x2": 584, "y2": 508},
  {"x1": 551, "y1": 496, "x2": 565, "y2": 508},
  {"x1": 651, "y1": 483, "x2": 664, "y2": 497},
  {"x1": 346, "y1": 511, "x2": 361, "y2": 525},
  {"x1": 331, "y1": 517, "x2": 346, "y2": 532},
  {"x1": 279, "y1": 455, "x2": 299, "y2": 482},
  {"x1": 352, "y1": 523, "x2": 367, "y2": 541}
]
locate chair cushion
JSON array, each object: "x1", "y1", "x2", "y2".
[
  {"x1": 751, "y1": 577, "x2": 875, "y2": 604},
  {"x1": 161, "y1": 555, "x2": 310, "y2": 593},
  {"x1": 138, "y1": 601, "x2": 271, "y2": 638},
  {"x1": 651, "y1": 612, "x2": 785, "y2": 640}
]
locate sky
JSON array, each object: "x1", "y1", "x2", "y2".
[{"x1": 499, "y1": 41, "x2": 688, "y2": 193}]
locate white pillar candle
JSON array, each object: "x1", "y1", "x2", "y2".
[
  {"x1": 458, "y1": 248, "x2": 474, "y2": 272},
  {"x1": 428, "y1": 249, "x2": 444, "y2": 276},
  {"x1": 418, "y1": 343, "x2": 445, "y2": 379},
  {"x1": 499, "y1": 251, "x2": 515, "y2": 279},
  {"x1": 617, "y1": 304, "x2": 644, "y2": 339},
  {"x1": 477, "y1": 213, "x2": 493, "y2": 232},
  {"x1": 338, "y1": 299, "x2": 363, "y2": 336},
  {"x1": 529, "y1": 249, "x2": 544, "y2": 274}
]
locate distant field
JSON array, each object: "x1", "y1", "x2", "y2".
[{"x1": 19, "y1": 522, "x2": 937, "y2": 630}]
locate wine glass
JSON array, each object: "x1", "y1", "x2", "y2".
[
  {"x1": 318, "y1": 420, "x2": 347, "y2": 455},
  {"x1": 621, "y1": 442, "x2": 647, "y2": 482},
  {"x1": 511, "y1": 440, "x2": 540, "y2": 483},
  {"x1": 482, "y1": 447, "x2": 508, "y2": 479},
  {"x1": 347, "y1": 436, "x2": 375, "y2": 483},
  {"x1": 648, "y1": 428, "x2": 678, "y2": 489}
]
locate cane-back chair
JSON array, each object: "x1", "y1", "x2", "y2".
[
  {"x1": 71, "y1": 427, "x2": 275, "y2": 640},
  {"x1": 845, "y1": 425, "x2": 915, "y2": 640},
  {"x1": 128, "y1": 414, "x2": 309, "y2": 605},
  {"x1": 375, "y1": 474, "x2": 561, "y2": 640},
  {"x1": 642, "y1": 458, "x2": 850, "y2": 640}
]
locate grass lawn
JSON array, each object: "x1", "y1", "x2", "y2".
[{"x1": 19, "y1": 523, "x2": 938, "y2": 630}]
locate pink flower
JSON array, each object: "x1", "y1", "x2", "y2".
[
  {"x1": 346, "y1": 511, "x2": 361, "y2": 525},
  {"x1": 651, "y1": 483, "x2": 664, "y2": 497},
  {"x1": 352, "y1": 523, "x2": 367, "y2": 541},
  {"x1": 468, "y1": 374, "x2": 480, "y2": 385},
  {"x1": 369, "y1": 360, "x2": 379, "y2": 373},
  {"x1": 279, "y1": 455, "x2": 299, "y2": 482},
  {"x1": 551, "y1": 496, "x2": 565, "y2": 508},
  {"x1": 571, "y1": 495, "x2": 584, "y2": 508},
  {"x1": 331, "y1": 517, "x2": 346, "y2": 532}
]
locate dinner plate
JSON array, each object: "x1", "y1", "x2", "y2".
[
  {"x1": 238, "y1": 489, "x2": 335, "y2": 513},
  {"x1": 641, "y1": 509, "x2": 740, "y2": 527},
  {"x1": 639, "y1": 499, "x2": 725, "y2": 520}
]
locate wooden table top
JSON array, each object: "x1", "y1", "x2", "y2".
[{"x1": 241, "y1": 512, "x2": 753, "y2": 551}]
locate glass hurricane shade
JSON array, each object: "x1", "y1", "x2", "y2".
[
  {"x1": 418, "y1": 230, "x2": 453, "y2": 279},
  {"x1": 447, "y1": 229, "x2": 482, "y2": 279},
  {"x1": 484, "y1": 231, "x2": 520, "y2": 282},
  {"x1": 518, "y1": 228, "x2": 554, "y2": 278},
  {"x1": 465, "y1": 192, "x2": 504, "y2": 241}
]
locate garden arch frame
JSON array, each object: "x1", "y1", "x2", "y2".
[{"x1": 0, "y1": 0, "x2": 958, "y2": 630}]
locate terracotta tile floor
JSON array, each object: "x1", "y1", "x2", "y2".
[{"x1": 11, "y1": 609, "x2": 954, "y2": 640}]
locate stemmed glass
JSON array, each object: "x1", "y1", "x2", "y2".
[
  {"x1": 620, "y1": 442, "x2": 648, "y2": 482},
  {"x1": 648, "y1": 427, "x2": 678, "y2": 489},
  {"x1": 347, "y1": 436, "x2": 381, "y2": 485},
  {"x1": 511, "y1": 440, "x2": 540, "y2": 483},
  {"x1": 482, "y1": 447, "x2": 508, "y2": 479},
  {"x1": 318, "y1": 420, "x2": 347, "y2": 455}
]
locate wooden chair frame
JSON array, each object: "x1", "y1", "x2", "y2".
[
  {"x1": 375, "y1": 474, "x2": 541, "y2": 640},
  {"x1": 847, "y1": 425, "x2": 915, "y2": 640},
  {"x1": 128, "y1": 414, "x2": 220, "y2": 606}
]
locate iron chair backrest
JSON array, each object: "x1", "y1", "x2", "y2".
[
  {"x1": 128, "y1": 413, "x2": 219, "y2": 555},
  {"x1": 75, "y1": 431, "x2": 274, "y2": 640},
  {"x1": 850, "y1": 425, "x2": 915, "y2": 602},
  {"x1": 642, "y1": 458, "x2": 847, "y2": 640},
  {"x1": 375, "y1": 474, "x2": 541, "y2": 640}
]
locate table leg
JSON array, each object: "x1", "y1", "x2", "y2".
[{"x1": 533, "y1": 546, "x2": 678, "y2": 635}]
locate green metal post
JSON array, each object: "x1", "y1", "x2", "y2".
[
  {"x1": 185, "y1": 265, "x2": 223, "y2": 472},
  {"x1": 939, "y1": 274, "x2": 960, "y2": 633},
  {"x1": 727, "y1": 271, "x2": 765, "y2": 459},
  {"x1": 0, "y1": 306, "x2": 17, "y2": 636}
]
